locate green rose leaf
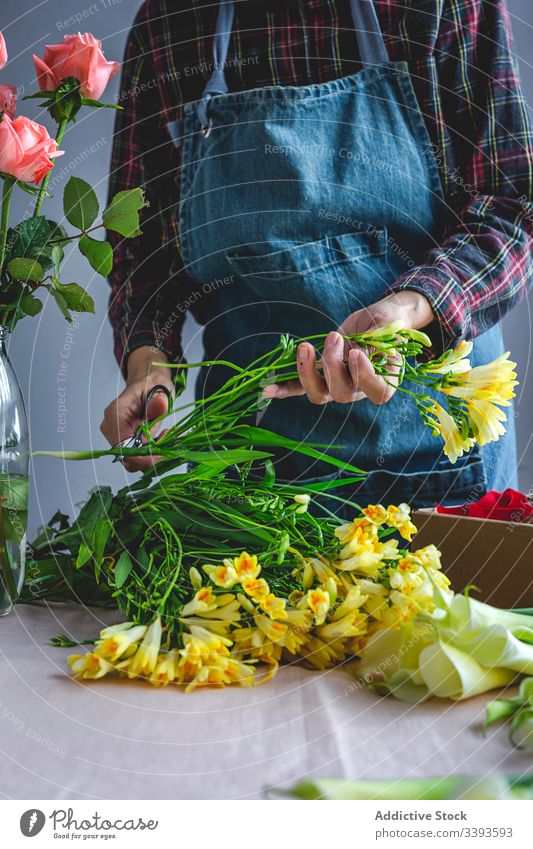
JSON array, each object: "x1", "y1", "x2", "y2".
[
  {"x1": 63, "y1": 176, "x2": 99, "y2": 230},
  {"x1": 7, "y1": 217, "x2": 53, "y2": 261},
  {"x1": 79, "y1": 235, "x2": 113, "y2": 277},
  {"x1": 7, "y1": 257, "x2": 45, "y2": 283},
  {"x1": 50, "y1": 277, "x2": 95, "y2": 316},
  {"x1": 20, "y1": 293, "x2": 43, "y2": 317},
  {"x1": 7, "y1": 218, "x2": 65, "y2": 272},
  {"x1": 102, "y1": 188, "x2": 147, "y2": 238},
  {"x1": 48, "y1": 287, "x2": 72, "y2": 321}
]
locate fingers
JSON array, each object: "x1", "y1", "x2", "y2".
[
  {"x1": 101, "y1": 384, "x2": 172, "y2": 473},
  {"x1": 262, "y1": 343, "x2": 330, "y2": 404},
  {"x1": 260, "y1": 334, "x2": 399, "y2": 408},
  {"x1": 347, "y1": 347, "x2": 397, "y2": 405},
  {"x1": 297, "y1": 342, "x2": 331, "y2": 404},
  {"x1": 100, "y1": 394, "x2": 136, "y2": 447},
  {"x1": 262, "y1": 379, "x2": 305, "y2": 399},
  {"x1": 321, "y1": 332, "x2": 364, "y2": 403}
]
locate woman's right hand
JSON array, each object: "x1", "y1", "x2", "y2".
[{"x1": 100, "y1": 346, "x2": 174, "y2": 472}]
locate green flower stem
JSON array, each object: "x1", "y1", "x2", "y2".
[
  {"x1": 0, "y1": 176, "x2": 15, "y2": 276},
  {"x1": 33, "y1": 118, "x2": 68, "y2": 218}
]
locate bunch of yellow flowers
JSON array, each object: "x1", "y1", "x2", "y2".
[{"x1": 68, "y1": 501, "x2": 451, "y2": 691}]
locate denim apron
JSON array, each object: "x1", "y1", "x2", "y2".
[{"x1": 172, "y1": 0, "x2": 517, "y2": 512}]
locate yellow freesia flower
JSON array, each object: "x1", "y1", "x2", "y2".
[
  {"x1": 426, "y1": 401, "x2": 476, "y2": 464},
  {"x1": 232, "y1": 624, "x2": 284, "y2": 662},
  {"x1": 305, "y1": 556, "x2": 338, "y2": 584},
  {"x1": 181, "y1": 586, "x2": 218, "y2": 617},
  {"x1": 412, "y1": 544, "x2": 442, "y2": 570},
  {"x1": 334, "y1": 517, "x2": 376, "y2": 546},
  {"x1": 68, "y1": 652, "x2": 115, "y2": 680},
  {"x1": 441, "y1": 352, "x2": 517, "y2": 401},
  {"x1": 298, "y1": 635, "x2": 347, "y2": 669},
  {"x1": 424, "y1": 340, "x2": 473, "y2": 374},
  {"x1": 94, "y1": 622, "x2": 147, "y2": 662},
  {"x1": 330, "y1": 586, "x2": 368, "y2": 620},
  {"x1": 203, "y1": 561, "x2": 239, "y2": 589},
  {"x1": 317, "y1": 610, "x2": 368, "y2": 643},
  {"x1": 242, "y1": 577, "x2": 270, "y2": 601},
  {"x1": 233, "y1": 551, "x2": 261, "y2": 580},
  {"x1": 362, "y1": 504, "x2": 388, "y2": 526},
  {"x1": 466, "y1": 397, "x2": 508, "y2": 445},
  {"x1": 386, "y1": 503, "x2": 417, "y2": 541},
  {"x1": 151, "y1": 649, "x2": 181, "y2": 686},
  {"x1": 335, "y1": 547, "x2": 382, "y2": 577},
  {"x1": 307, "y1": 588, "x2": 331, "y2": 625},
  {"x1": 189, "y1": 593, "x2": 242, "y2": 622},
  {"x1": 261, "y1": 593, "x2": 288, "y2": 620},
  {"x1": 184, "y1": 655, "x2": 256, "y2": 692},
  {"x1": 123, "y1": 616, "x2": 163, "y2": 679}
]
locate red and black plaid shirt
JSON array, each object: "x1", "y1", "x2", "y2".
[{"x1": 107, "y1": 0, "x2": 533, "y2": 373}]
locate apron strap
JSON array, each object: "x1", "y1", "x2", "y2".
[
  {"x1": 195, "y1": 0, "x2": 388, "y2": 129},
  {"x1": 196, "y1": 0, "x2": 235, "y2": 128},
  {"x1": 349, "y1": 0, "x2": 389, "y2": 66}
]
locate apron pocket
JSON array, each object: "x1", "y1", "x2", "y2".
[
  {"x1": 225, "y1": 228, "x2": 387, "y2": 281},
  {"x1": 350, "y1": 454, "x2": 486, "y2": 509}
]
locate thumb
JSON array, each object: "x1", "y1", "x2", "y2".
[{"x1": 145, "y1": 390, "x2": 171, "y2": 427}]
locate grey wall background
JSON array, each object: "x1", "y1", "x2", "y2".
[{"x1": 1, "y1": 0, "x2": 531, "y2": 536}]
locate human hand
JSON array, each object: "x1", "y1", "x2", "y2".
[
  {"x1": 262, "y1": 291, "x2": 434, "y2": 405},
  {"x1": 100, "y1": 346, "x2": 174, "y2": 472}
]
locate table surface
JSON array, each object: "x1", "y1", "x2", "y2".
[{"x1": 0, "y1": 603, "x2": 530, "y2": 800}]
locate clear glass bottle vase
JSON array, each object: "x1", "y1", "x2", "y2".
[{"x1": 0, "y1": 329, "x2": 29, "y2": 615}]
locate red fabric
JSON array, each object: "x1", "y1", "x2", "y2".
[{"x1": 436, "y1": 489, "x2": 533, "y2": 522}]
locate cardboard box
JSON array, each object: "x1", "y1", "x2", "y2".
[{"x1": 411, "y1": 508, "x2": 533, "y2": 608}]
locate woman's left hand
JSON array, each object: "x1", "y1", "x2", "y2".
[{"x1": 262, "y1": 291, "x2": 434, "y2": 405}]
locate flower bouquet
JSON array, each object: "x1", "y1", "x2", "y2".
[{"x1": 25, "y1": 325, "x2": 532, "y2": 704}]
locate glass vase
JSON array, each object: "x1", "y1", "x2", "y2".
[{"x1": 0, "y1": 329, "x2": 29, "y2": 615}]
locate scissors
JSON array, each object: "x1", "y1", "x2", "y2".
[{"x1": 112, "y1": 384, "x2": 173, "y2": 464}]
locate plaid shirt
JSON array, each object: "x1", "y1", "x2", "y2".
[{"x1": 107, "y1": 0, "x2": 533, "y2": 372}]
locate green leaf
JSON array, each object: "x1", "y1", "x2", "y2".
[
  {"x1": 76, "y1": 542, "x2": 93, "y2": 569},
  {"x1": 102, "y1": 188, "x2": 147, "y2": 238},
  {"x1": 7, "y1": 217, "x2": 53, "y2": 261},
  {"x1": 63, "y1": 177, "x2": 99, "y2": 230},
  {"x1": 20, "y1": 293, "x2": 43, "y2": 317},
  {"x1": 48, "y1": 287, "x2": 72, "y2": 321},
  {"x1": 80, "y1": 97, "x2": 123, "y2": 111},
  {"x1": 51, "y1": 278, "x2": 94, "y2": 315},
  {"x1": 79, "y1": 235, "x2": 113, "y2": 276},
  {"x1": 7, "y1": 257, "x2": 44, "y2": 283},
  {"x1": 114, "y1": 550, "x2": 134, "y2": 589},
  {"x1": 7, "y1": 218, "x2": 65, "y2": 272},
  {"x1": 51, "y1": 245, "x2": 63, "y2": 277}
]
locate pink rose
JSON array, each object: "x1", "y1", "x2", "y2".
[
  {"x1": 0, "y1": 32, "x2": 7, "y2": 70},
  {"x1": 0, "y1": 114, "x2": 64, "y2": 183},
  {"x1": 0, "y1": 84, "x2": 17, "y2": 117},
  {"x1": 33, "y1": 32, "x2": 120, "y2": 100}
]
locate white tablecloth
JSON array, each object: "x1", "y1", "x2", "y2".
[{"x1": 0, "y1": 603, "x2": 530, "y2": 800}]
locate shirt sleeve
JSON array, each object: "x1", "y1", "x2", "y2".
[
  {"x1": 106, "y1": 7, "x2": 187, "y2": 378},
  {"x1": 389, "y1": 0, "x2": 533, "y2": 353}
]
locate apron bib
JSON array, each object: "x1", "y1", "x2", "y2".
[{"x1": 172, "y1": 0, "x2": 517, "y2": 511}]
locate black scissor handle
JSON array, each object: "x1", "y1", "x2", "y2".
[
  {"x1": 112, "y1": 384, "x2": 173, "y2": 462},
  {"x1": 140, "y1": 384, "x2": 173, "y2": 421}
]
